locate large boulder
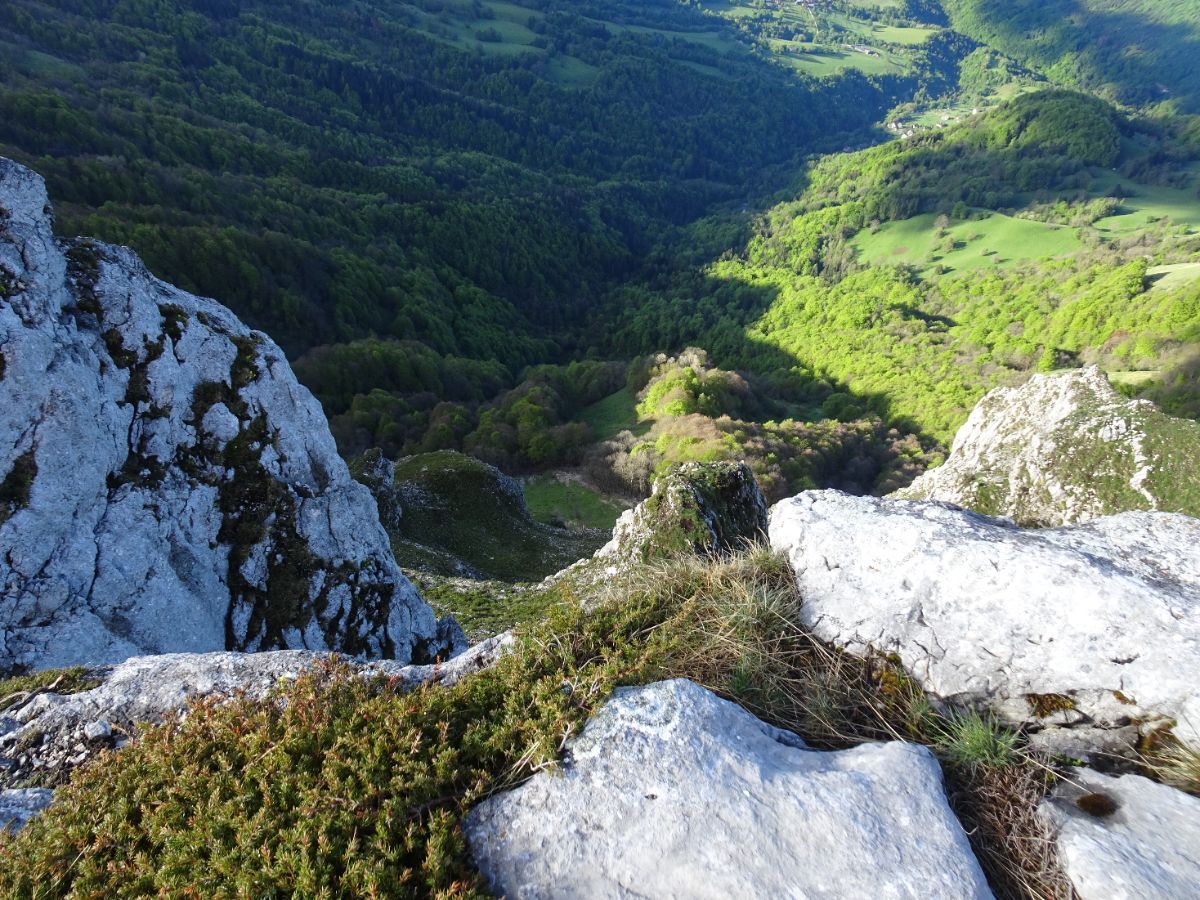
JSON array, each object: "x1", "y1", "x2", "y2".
[
  {"x1": 769, "y1": 491, "x2": 1200, "y2": 748},
  {"x1": 893, "y1": 367, "x2": 1200, "y2": 526},
  {"x1": 1039, "y1": 768, "x2": 1200, "y2": 899},
  {"x1": 0, "y1": 158, "x2": 460, "y2": 671},
  {"x1": 597, "y1": 461, "x2": 767, "y2": 565},
  {"x1": 465, "y1": 679, "x2": 992, "y2": 899}
]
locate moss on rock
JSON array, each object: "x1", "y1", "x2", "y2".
[
  {"x1": 0, "y1": 449, "x2": 37, "y2": 526},
  {"x1": 606, "y1": 461, "x2": 768, "y2": 564}
]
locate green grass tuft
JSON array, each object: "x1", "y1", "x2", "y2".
[
  {"x1": 0, "y1": 667, "x2": 101, "y2": 709},
  {"x1": 934, "y1": 710, "x2": 1024, "y2": 774}
]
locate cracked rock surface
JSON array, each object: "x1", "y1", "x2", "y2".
[
  {"x1": 893, "y1": 366, "x2": 1200, "y2": 525},
  {"x1": 0, "y1": 158, "x2": 461, "y2": 671},
  {"x1": 1039, "y1": 768, "x2": 1200, "y2": 899},
  {"x1": 465, "y1": 678, "x2": 992, "y2": 899},
  {"x1": 770, "y1": 491, "x2": 1200, "y2": 748},
  {"x1": 0, "y1": 634, "x2": 511, "y2": 797}
]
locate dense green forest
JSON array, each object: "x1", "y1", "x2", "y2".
[
  {"x1": 3, "y1": 0, "x2": 1199, "y2": 525},
  {"x1": 941, "y1": 0, "x2": 1200, "y2": 112},
  {"x1": 0, "y1": 0, "x2": 911, "y2": 360}
]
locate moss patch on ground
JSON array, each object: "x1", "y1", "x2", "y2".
[
  {"x1": 407, "y1": 572, "x2": 561, "y2": 641},
  {"x1": 522, "y1": 475, "x2": 629, "y2": 531}
]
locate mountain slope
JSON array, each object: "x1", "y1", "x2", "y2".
[
  {"x1": 941, "y1": 0, "x2": 1200, "y2": 112},
  {"x1": 0, "y1": 0, "x2": 892, "y2": 361}
]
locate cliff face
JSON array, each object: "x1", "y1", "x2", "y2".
[
  {"x1": 0, "y1": 159, "x2": 461, "y2": 672},
  {"x1": 893, "y1": 367, "x2": 1200, "y2": 526}
]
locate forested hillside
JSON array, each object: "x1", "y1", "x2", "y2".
[
  {"x1": 0, "y1": 0, "x2": 899, "y2": 360},
  {"x1": 941, "y1": 0, "x2": 1200, "y2": 112},
  {"x1": 599, "y1": 91, "x2": 1200, "y2": 447},
  {"x1": 3, "y1": 0, "x2": 1198, "y2": 518}
]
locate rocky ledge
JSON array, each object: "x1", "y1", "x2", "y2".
[
  {"x1": 0, "y1": 636, "x2": 511, "y2": 794},
  {"x1": 0, "y1": 158, "x2": 462, "y2": 671},
  {"x1": 770, "y1": 490, "x2": 1200, "y2": 752}
]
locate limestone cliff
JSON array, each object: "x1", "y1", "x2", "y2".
[
  {"x1": 0, "y1": 158, "x2": 461, "y2": 672},
  {"x1": 893, "y1": 367, "x2": 1200, "y2": 526}
]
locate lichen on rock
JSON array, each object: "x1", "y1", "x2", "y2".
[{"x1": 0, "y1": 157, "x2": 460, "y2": 672}]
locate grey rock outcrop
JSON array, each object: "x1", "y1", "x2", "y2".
[
  {"x1": 597, "y1": 461, "x2": 767, "y2": 565},
  {"x1": 465, "y1": 679, "x2": 992, "y2": 899},
  {"x1": 770, "y1": 491, "x2": 1200, "y2": 748},
  {"x1": 1039, "y1": 768, "x2": 1200, "y2": 899},
  {"x1": 0, "y1": 158, "x2": 461, "y2": 671},
  {"x1": 0, "y1": 635, "x2": 512, "y2": 794},
  {"x1": 0, "y1": 787, "x2": 52, "y2": 833},
  {"x1": 893, "y1": 367, "x2": 1200, "y2": 525}
]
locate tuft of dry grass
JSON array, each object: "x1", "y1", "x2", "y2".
[{"x1": 1144, "y1": 738, "x2": 1200, "y2": 797}]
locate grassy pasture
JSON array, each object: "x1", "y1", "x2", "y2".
[
  {"x1": 852, "y1": 211, "x2": 1084, "y2": 273},
  {"x1": 523, "y1": 475, "x2": 630, "y2": 531}
]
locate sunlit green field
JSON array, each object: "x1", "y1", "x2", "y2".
[
  {"x1": 1091, "y1": 172, "x2": 1200, "y2": 235},
  {"x1": 523, "y1": 475, "x2": 629, "y2": 531},
  {"x1": 1147, "y1": 262, "x2": 1200, "y2": 291},
  {"x1": 852, "y1": 211, "x2": 1083, "y2": 273},
  {"x1": 578, "y1": 388, "x2": 648, "y2": 441}
]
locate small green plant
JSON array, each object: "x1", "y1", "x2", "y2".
[{"x1": 933, "y1": 709, "x2": 1023, "y2": 773}]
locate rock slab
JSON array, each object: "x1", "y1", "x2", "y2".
[
  {"x1": 465, "y1": 678, "x2": 992, "y2": 899},
  {"x1": 0, "y1": 788, "x2": 52, "y2": 833},
  {"x1": 893, "y1": 367, "x2": 1200, "y2": 525},
  {"x1": 1040, "y1": 768, "x2": 1200, "y2": 900},
  {"x1": 1, "y1": 634, "x2": 512, "y2": 796},
  {"x1": 0, "y1": 157, "x2": 461, "y2": 670},
  {"x1": 770, "y1": 490, "x2": 1200, "y2": 745}
]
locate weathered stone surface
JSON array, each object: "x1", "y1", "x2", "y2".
[
  {"x1": 0, "y1": 788, "x2": 52, "y2": 833},
  {"x1": 0, "y1": 158, "x2": 461, "y2": 671},
  {"x1": 770, "y1": 491, "x2": 1200, "y2": 747},
  {"x1": 1039, "y1": 768, "x2": 1200, "y2": 899},
  {"x1": 893, "y1": 367, "x2": 1200, "y2": 526},
  {"x1": 598, "y1": 461, "x2": 767, "y2": 565},
  {"x1": 0, "y1": 634, "x2": 512, "y2": 792},
  {"x1": 465, "y1": 679, "x2": 992, "y2": 900}
]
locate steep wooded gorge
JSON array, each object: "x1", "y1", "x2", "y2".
[{"x1": 3, "y1": 1, "x2": 1200, "y2": 897}]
